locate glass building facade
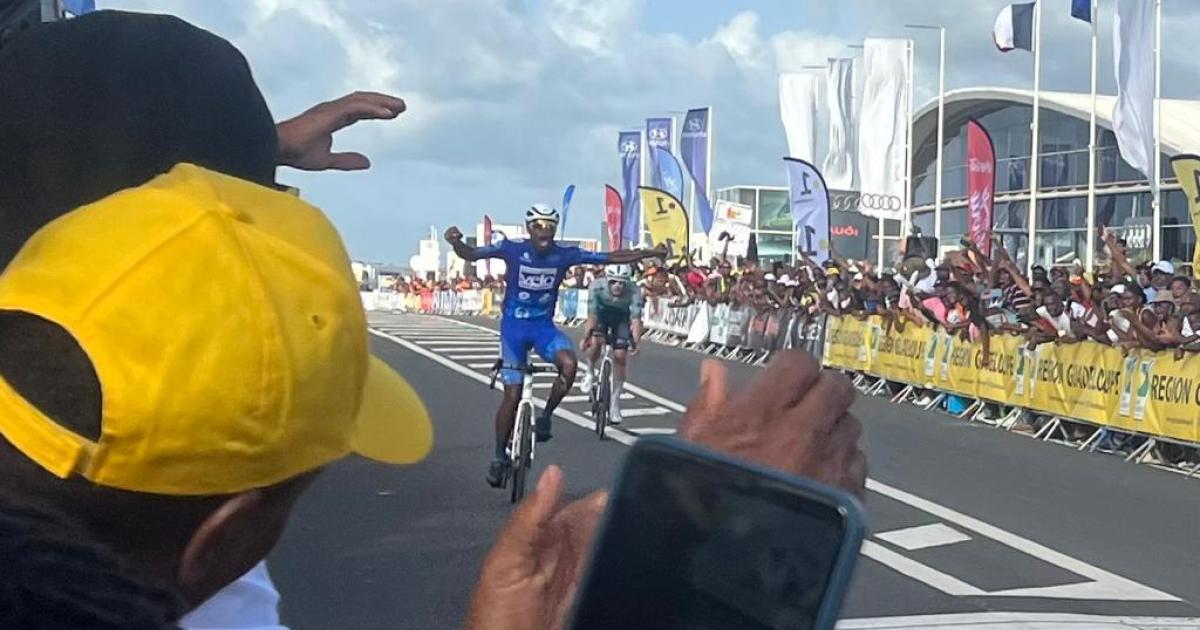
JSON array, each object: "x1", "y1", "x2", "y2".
[
  {"x1": 713, "y1": 92, "x2": 1194, "y2": 271},
  {"x1": 911, "y1": 99, "x2": 1191, "y2": 270}
]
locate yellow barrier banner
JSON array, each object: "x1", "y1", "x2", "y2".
[{"x1": 823, "y1": 316, "x2": 1200, "y2": 444}]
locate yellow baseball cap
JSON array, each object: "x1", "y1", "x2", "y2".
[{"x1": 0, "y1": 164, "x2": 432, "y2": 495}]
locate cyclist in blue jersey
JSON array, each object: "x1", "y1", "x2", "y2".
[{"x1": 445, "y1": 203, "x2": 664, "y2": 487}]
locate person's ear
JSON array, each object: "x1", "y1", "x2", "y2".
[{"x1": 176, "y1": 489, "x2": 291, "y2": 607}]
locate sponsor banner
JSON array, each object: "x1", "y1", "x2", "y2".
[
  {"x1": 639, "y1": 186, "x2": 689, "y2": 263},
  {"x1": 786, "y1": 158, "x2": 832, "y2": 263},
  {"x1": 686, "y1": 303, "x2": 711, "y2": 344},
  {"x1": 561, "y1": 184, "x2": 576, "y2": 233},
  {"x1": 680, "y1": 107, "x2": 715, "y2": 232},
  {"x1": 604, "y1": 185, "x2": 624, "y2": 250},
  {"x1": 779, "y1": 73, "x2": 819, "y2": 163},
  {"x1": 710, "y1": 199, "x2": 755, "y2": 259},
  {"x1": 619, "y1": 131, "x2": 642, "y2": 245},
  {"x1": 646, "y1": 117, "x2": 673, "y2": 190},
  {"x1": 654, "y1": 146, "x2": 685, "y2": 202},
  {"x1": 823, "y1": 58, "x2": 855, "y2": 190},
  {"x1": 823, "y1": 316, "x2": 1200, "y2": 444},
  {"x1": 562, "y1": 290, "x2": 579, "y2": 322},
  {"x1": 575, "y1": 289, "x2": 590, "y2": 321},
  {"x1": 966, "y1": 119, "x2": 996, "y2": 255},
  {"x1": 725, "y1": 306, "x2": 751, "y2": 348},
  {"x1": 1169, "y1": 155, "x2": 1200, "y2": 275},
  {"x1": 856, "y1": 38, "x2": 910, "y2": 220},
  {"x1": 1113, "y1": 0, "x2": 1156, "y2": 180}
]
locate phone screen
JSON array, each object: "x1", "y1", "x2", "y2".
[{"x1": 571, "y1": 440, "x2": 856, "y2": 630}]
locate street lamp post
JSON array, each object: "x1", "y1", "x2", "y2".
[{"x1": 906, "y1": 24, "x2": 946, "y2": 251}]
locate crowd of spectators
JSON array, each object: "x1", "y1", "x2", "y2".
[
  {"x1": 542, "y1": 230, "x2": 1198, "y2": 358},
  {"x1": 414, "y1": 227, "x2": 1199, "y2": 360},
  {"x1": 770, "y1": 229, "x2": 1199, "y2": 358}
]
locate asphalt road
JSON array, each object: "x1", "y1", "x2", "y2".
[{"x1": 269, "y1": 312, "x2": 1200, "y2": 629}]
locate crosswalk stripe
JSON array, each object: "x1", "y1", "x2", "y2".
[
  {"x1": 614, "y1": 406, "x2": 670, "y2": 417},
  {"x1": 626, "y1": 427, "x2": 676, "y2": 435},
  {"x1": 417, "y1": 340, "x2": 495, "y2": 345},
  {"x1": 406, "y1": 336, "x2": 494, "y2": 341},
  {"x1": 560, "y1": 394, "x2": 634, "y2": 403},
  {"x1": 425, "y1": 345, "x2": 497, "y2": 352},
  {"x1": 445, "y1": 354, "x2": 499, "y2": 360}
]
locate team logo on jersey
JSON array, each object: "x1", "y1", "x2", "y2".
[
  {"x1": 539, "y1": 294, "x2": 552, "y2": 304},
  {"x1": 520, "y1": 252, "x2": 531, "y2": 261},
  {"x1": 518, "y1": 291, "x2": 531, "y2": 300},
  {"x1": 518, "y1": 266, "x2": 557, "y2": 291}
]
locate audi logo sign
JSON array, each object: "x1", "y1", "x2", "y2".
[
  {"x1": 830, "y1": 191, "x2": 860, "y2": 213},
  {"x1": 857, "y1": 193, "x2": 903, "y2": 212}
]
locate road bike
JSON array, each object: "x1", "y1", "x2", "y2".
[
  {"x1": 490, "y1": 360, "x2": 554, "y2": 503},
  {"x1": 587, "y1": 330, "x2": 615, "y2": 441}
]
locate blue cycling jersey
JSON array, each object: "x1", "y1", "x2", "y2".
[{"x1": 474, "y1": 239, "x2": 610, "y2": 321}]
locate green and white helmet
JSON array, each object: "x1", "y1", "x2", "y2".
[{"x1": 606, "y1": 264, "x2": 633, "y2": 282}]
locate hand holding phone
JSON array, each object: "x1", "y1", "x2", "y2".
[{"x1": 569, "y1": 437, "x2": 866, "y2": 630}]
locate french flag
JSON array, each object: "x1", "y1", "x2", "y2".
[{"x1": 993, "y1": 2, "x2": 1036, "y2": 52}]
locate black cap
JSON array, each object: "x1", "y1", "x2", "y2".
[{"x1": 0, "y1": 10, "x2": 278, "y2": 268}]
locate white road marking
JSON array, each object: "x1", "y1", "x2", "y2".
[
  {"x1": 860, "y1": 541, "x2": 984, "y2": 597},
  {"x1": 445, "y1": 354, "x2": 500, "y2": 360},
  {"x1": 433, "y1": 316, "x2": 690, "y2": 414},
  {"x1": 373, "y1": 316, "x2": 1180, "y2": 604},
  {"x1": 875, "y1": 524, "x2": 971, "y2": 551},
  {"x1": 836, "y1": 612, "x2": 1200, "y2": 629},
  {"x1": 560, "y1": 394, "x2": 634, "y2": 403},
  {"x1": 468, "y1": 362, "x2": 497, "y2": 368},
  {"x1": 612, "y1": 406, "x2": 670, "y2": 418},
  {"x1": 625, "y1": 427, "x2": 677, "y2": 435},
  {"x1": 368, "y1": 328, "x2": 636, "y2": 447},
  {"x1": 425, "y1": 345, "x2": 498, "y2": 352},
  {"x1": 417, "y1": 340, "x2": 498, "y2": 345},
  {"x1": 866, "y1": 479, "x2": 1177, "y2": 601}
]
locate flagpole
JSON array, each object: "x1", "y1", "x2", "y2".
[
  {"x1": 640, "y1": 126, "x2": 648, "y2": 247},
  {"x1": 1027, "y1": 1, "x2": 1043, "y2": 276},
  {"x1": 903, "y1": 38, "x2": 916, "y2": 243},
  {"x1": 935, "y1": 28, "x2": 946, "y2": 247},
  {"x1": 1085, "y1": 0, "x2": 1099, "y2": 272},
  {"x1": 1152, "y1": 0, "x2": 1163, "y2": 262},
  {"x1": 905, "y1": 24, "x2": 947, "y2": 247},
  {"x1": 707, "y1": 106, "x2": 715, "y2": 262}
]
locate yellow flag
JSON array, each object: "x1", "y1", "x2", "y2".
[
  {"x1": 1170, "y1": 155, "x2": 1200, "y2": 278},
  {"x1": 638, "y1": 186, "x2": 689, "y2": 262}
]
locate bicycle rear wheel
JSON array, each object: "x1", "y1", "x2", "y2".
[
  {"x1": 511, "y1": 404, "x2": 533, "y2": 503},
  {"x1": 596, "y1": 360, "x2": 612, "y2": 440}
]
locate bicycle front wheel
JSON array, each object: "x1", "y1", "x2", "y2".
[
  {"x1": 596, "y1": 360, "x2": 612, "y2": 440},
  {"x1": 511, "y1": 404, "x2": 533, "y2": 504}
]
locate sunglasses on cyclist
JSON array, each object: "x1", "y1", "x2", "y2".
[{"x1": 528, "y1": 219, "x2": 558, "y2": 231}]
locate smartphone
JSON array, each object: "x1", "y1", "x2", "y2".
[{"x1": 569, "y1": 436, "x2": 866, "y2": 630}]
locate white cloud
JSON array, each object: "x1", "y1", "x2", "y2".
[
  {"x1": 89, "y1": 1, "x2": 1200, "y2": 262},
  {"x1": 545, "y1": 0, "x2": 636, "y2": 55}
]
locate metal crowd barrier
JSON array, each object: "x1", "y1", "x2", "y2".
[
  {"x1": 551, "y1": 289, "x2": 827, "y2": 365},
  {"x1": 359, "y1": 289, "x2": 500, "y2": 317}
]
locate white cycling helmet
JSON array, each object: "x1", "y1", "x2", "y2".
[
  {"x1": 525, "y1": 203, "x2": 560, "y2": 226},
  {"x1": 606, "y1": 264, "x2": 633, "y2": 282}
]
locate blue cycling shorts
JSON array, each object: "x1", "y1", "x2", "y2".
[{"x1": 499, "y1": 318, "x2": 574, "y2": 385}]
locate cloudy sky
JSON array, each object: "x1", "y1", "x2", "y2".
[{"x1": 103, "y1": 0, "x2": 1200, "y2": 264}]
